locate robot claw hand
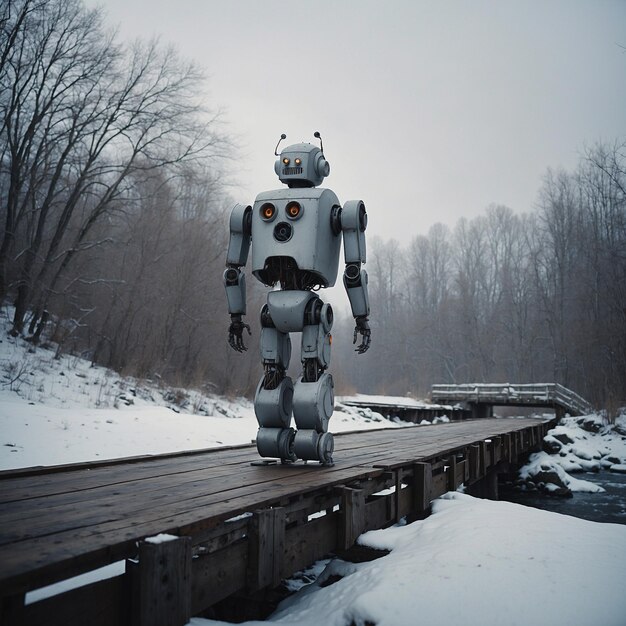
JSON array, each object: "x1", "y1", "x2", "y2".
[
  {"x1": 353, "y1": 316, "x2": 371, "y2": 354},
  {"x1": 228, "y1": 314, "x2": 251, "y2": 352}
]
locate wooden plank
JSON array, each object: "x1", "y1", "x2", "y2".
[
  {"x1": 339, "y1": 487, "x2": 365, "y2": 550},
  {"x1": 469, "y1": 444, "x2": 480, "y2": 481},
  {"x1": 430, "y1": 471, "x2": 448, "y2": 499},
  {"x1": 191, "y1": 541, "x2": 248, "y2": 614},
  {"x1": 397, "y1": 482, "x2": 412, "y2": 519},
  {"x1": 413, "y1": 462, "x2": 432, "y2": 513},
  {"x1": 282, "y1": 512, "x2": 337, "y2": 577},
  {"x1": 394, "y1": 469, "x2": 402, "y2": 522},
  {"x1": 0, "y1": 451, "x2": 391, "y2": 545},
  {"x1": 247, "y1": 508, "x2": 285, "y2": 591},
  {"x1": 480, "y1": 441, "x2": 488, "y2": 473},
  {"x1": 364, "y1": 494, "x2": 389, "y2": 530},
  {"x1": 0, "y1": 447, "x2": 261, "y2": 503},
  {"x1": 0, "y1": 441, "x2": 258, "y2": 480},
  {"x1": 447, "y1": 455, "x2": 457, "y2": 491},
  {"x1": 132, "y1": 536, "x2": 191, "y2": 626}
]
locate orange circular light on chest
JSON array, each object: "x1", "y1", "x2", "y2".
[
  {"x1": 261, "y1": 203, "x2": 276, "y2": 220},
  {"x1": 286, "y1": 201, "x2": 301, "y2": 219}
]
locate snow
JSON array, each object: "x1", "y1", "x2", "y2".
[
  {"x1": 0, "y1": 325, "x2": 406, "y2": 471},
  {"x1": 516, "y1": 414, "x2": 626, "y2": 496},
  {"x1": 190, "y1": 493, "x2": 626, "y2": 626},
  {"x1": 2, "y1": 312, "x2": 626, "y2": 625},
  {"x1": 144, "y1": 533, "x2": 179, "y2": 544},
  {"x1": 337, "y1": 393, "x2": 452, "y2": 410},
  {"x1": 25, "y1": 562, "x2": 126, "y2": 605},
  {"x1": 519, "y1": 453, "x2": 605, "y2": 493}
]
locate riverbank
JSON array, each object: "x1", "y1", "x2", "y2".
[{"x1": 501, "y1": 413, "x2": 626, "y2": 524}]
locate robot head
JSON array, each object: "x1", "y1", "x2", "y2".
[{"x1": 273, "y1": 132, "x2": 330, "y2": 188}]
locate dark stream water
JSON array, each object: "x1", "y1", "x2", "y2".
[{"x1": 500, "y1": 471, "x2": 626, "y2": 525}]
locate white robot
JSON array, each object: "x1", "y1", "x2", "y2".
[{"x1": 224, "y1": 132, "x2": 370, "y2": 466}]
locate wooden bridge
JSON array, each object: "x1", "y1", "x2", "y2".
[
  {"x1": 431, "y1": 383, "x2": 593, "y2": 419},
  {"x1": 0, "y1": 417, "x2": 555, "y2": 626},
  {"x1": 338, "y1": 396, "x2": 471, "y2": 422}
]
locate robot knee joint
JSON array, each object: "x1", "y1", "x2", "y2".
[
  {"x1": 293, "y1": 373, "x2": 334, "y2": 432},
  {"x1": 254, "y1": 375, "x2": 293, "y2": 427}
]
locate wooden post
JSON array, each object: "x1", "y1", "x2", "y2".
[
  {"x1": 491, "y1": 436, "x2": 501, "y2": 464},
  {"x1": 339, "y1": 487, "x2": 366, "y2": 550},
  {"x1": 447, "y1": 456, "x2": 458, "y2": 491},
  {"x1": 480, "y1": 441, "x2": 488, "y2": 473},
  {"x1": 413, "y1": 462, "x2": 432, "y2": 514},
  {"x1": 513, "y1": 431, "x2": 521, "y2": 460},
  {"x1": 248, "y1": 508, "x2": 285, "y2": 591},
  {"x1": 469, "y1": 444, "x2": 480, "y2": 481},
  {"x1": 133, "y1": 535, "x2": 191, "y2": 626},
  {"x1": 394, "y1": 470, "x2": 402, "y2": 522},
  {"x1": 466, "y1": 468, "x2": 499, "y2": 500},
  {"x1": 503, "y1": 433, "x2": 512, "y2": 461}
]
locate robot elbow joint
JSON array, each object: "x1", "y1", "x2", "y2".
[
  {"x1": 343, "y1": 263, "x2": 362, "y2": 288},
  {"x1": 224, "y1": 267, "x2": 242, "y2": 287}
]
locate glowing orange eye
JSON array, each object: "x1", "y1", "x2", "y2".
[
  {"x1": 282, "y1": 157, "x2": 290, "y2": 165},
  {"x1": 261, "y1": 203, "x2": 276, "y2": 220},
  {"x1": 286, "y1": 201, "x2": 301, "y2": 218},
  {"x1": 295, "y1": 158, "x2": 302, "y2": 166}
]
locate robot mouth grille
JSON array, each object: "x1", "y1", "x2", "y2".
[{"x1": 283, "y1": 167, "x2": 303, "y2": 175}]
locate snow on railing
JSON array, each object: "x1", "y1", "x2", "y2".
[{"x1": 431, "y1": 383, "x2": 593, "y2": 416}]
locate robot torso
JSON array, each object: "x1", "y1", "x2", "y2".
[{"x1": 251, "y1": 187, "x2": 341, "y2": 290}]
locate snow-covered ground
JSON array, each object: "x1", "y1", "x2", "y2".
[
  {"x1": 0, "y1": 323, "x2": 407, "y2": 470},
  {"x1": 2, "y1": 311, "x2": 626, "y2": 626},
  {"x1": 192, "y1": 492, "x2": 626, "y2": 626}
]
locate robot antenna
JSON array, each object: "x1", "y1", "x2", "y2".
[
  {"x1": 314, "y1": 131, "x2": 324, "y2": 155},
  {"x1": 274, "y1": 133, "x2": 287, "y2": 156}
]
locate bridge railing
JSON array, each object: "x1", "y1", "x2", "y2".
[
  {"x1": 551, "y1": 383, "x2": 594, "y2": 415},
  {"x1": 431, "y1": 383, "x2": 593, "y2": 416}
]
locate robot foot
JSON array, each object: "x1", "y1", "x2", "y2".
[
  {"x1": 255, "y1": 427, "x2": 297, "y2": 463},
  {"x1": 293, "y1": 430, "x2": 334, "y2": 466}
]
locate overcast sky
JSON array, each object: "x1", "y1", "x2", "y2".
[{"x1": 87, "y1": 0, "x2": 626, "y2": 245}]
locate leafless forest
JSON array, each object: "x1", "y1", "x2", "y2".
[
  {"x1": 335, "y1": 149, "x2": 626, "y2": 411},
  {"x1": 1, "y1": 0, "x2": 625, "y2": 410}
]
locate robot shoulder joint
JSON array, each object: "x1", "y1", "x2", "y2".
[
  {"x1": 340, "y1": 200, "x2": 367, "y2": 233},
  {"x1": 341, "y1": 200, "x2": 367, "y2": 264},
  {"x1": 229, "y1": 203, "x2": 252, "y2": 236}
]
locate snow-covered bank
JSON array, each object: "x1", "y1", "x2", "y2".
[
  {"x1": 0, "y1": 319, "x2": 406, "y2": 470},
  {"x1": 517, "y1": 414, "x2": 626, "y2": 497},
  {"x1": 191, "y1": 492, "x2": 626, "y2": 626}
]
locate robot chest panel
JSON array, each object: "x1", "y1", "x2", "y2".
[{"x1": 251, "y1": 189, "x2": 341, "y2": 286}]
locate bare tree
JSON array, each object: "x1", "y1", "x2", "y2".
[{"x1": 0, "y1": 0, "x2": 228, "y2": 338}]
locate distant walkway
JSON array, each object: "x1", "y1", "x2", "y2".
[
  {"x1": 431, "y1": 383, "x2": 593, "y2": 418},
  {"x1": 338, "y1": 394, "x2": 470, "y2": 422}
]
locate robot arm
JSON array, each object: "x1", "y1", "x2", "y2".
[
  {"x1": 224, "y1": 203, "x2": 252, "y2": 352},
  {"x1": 341, "y1": 200, "x2": 371, "y2": 354}
]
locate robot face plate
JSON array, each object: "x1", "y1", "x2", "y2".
[{"x1": 274, "y1": 143, "x2": 330, "y2": 188}]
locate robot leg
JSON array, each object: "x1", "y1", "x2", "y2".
[
  {"x1": 254, "y1": 305, "x2": 296, "y2": 462},
  {"x1": 293, "y1": 300, "x2": 335, "y2": 465}
]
